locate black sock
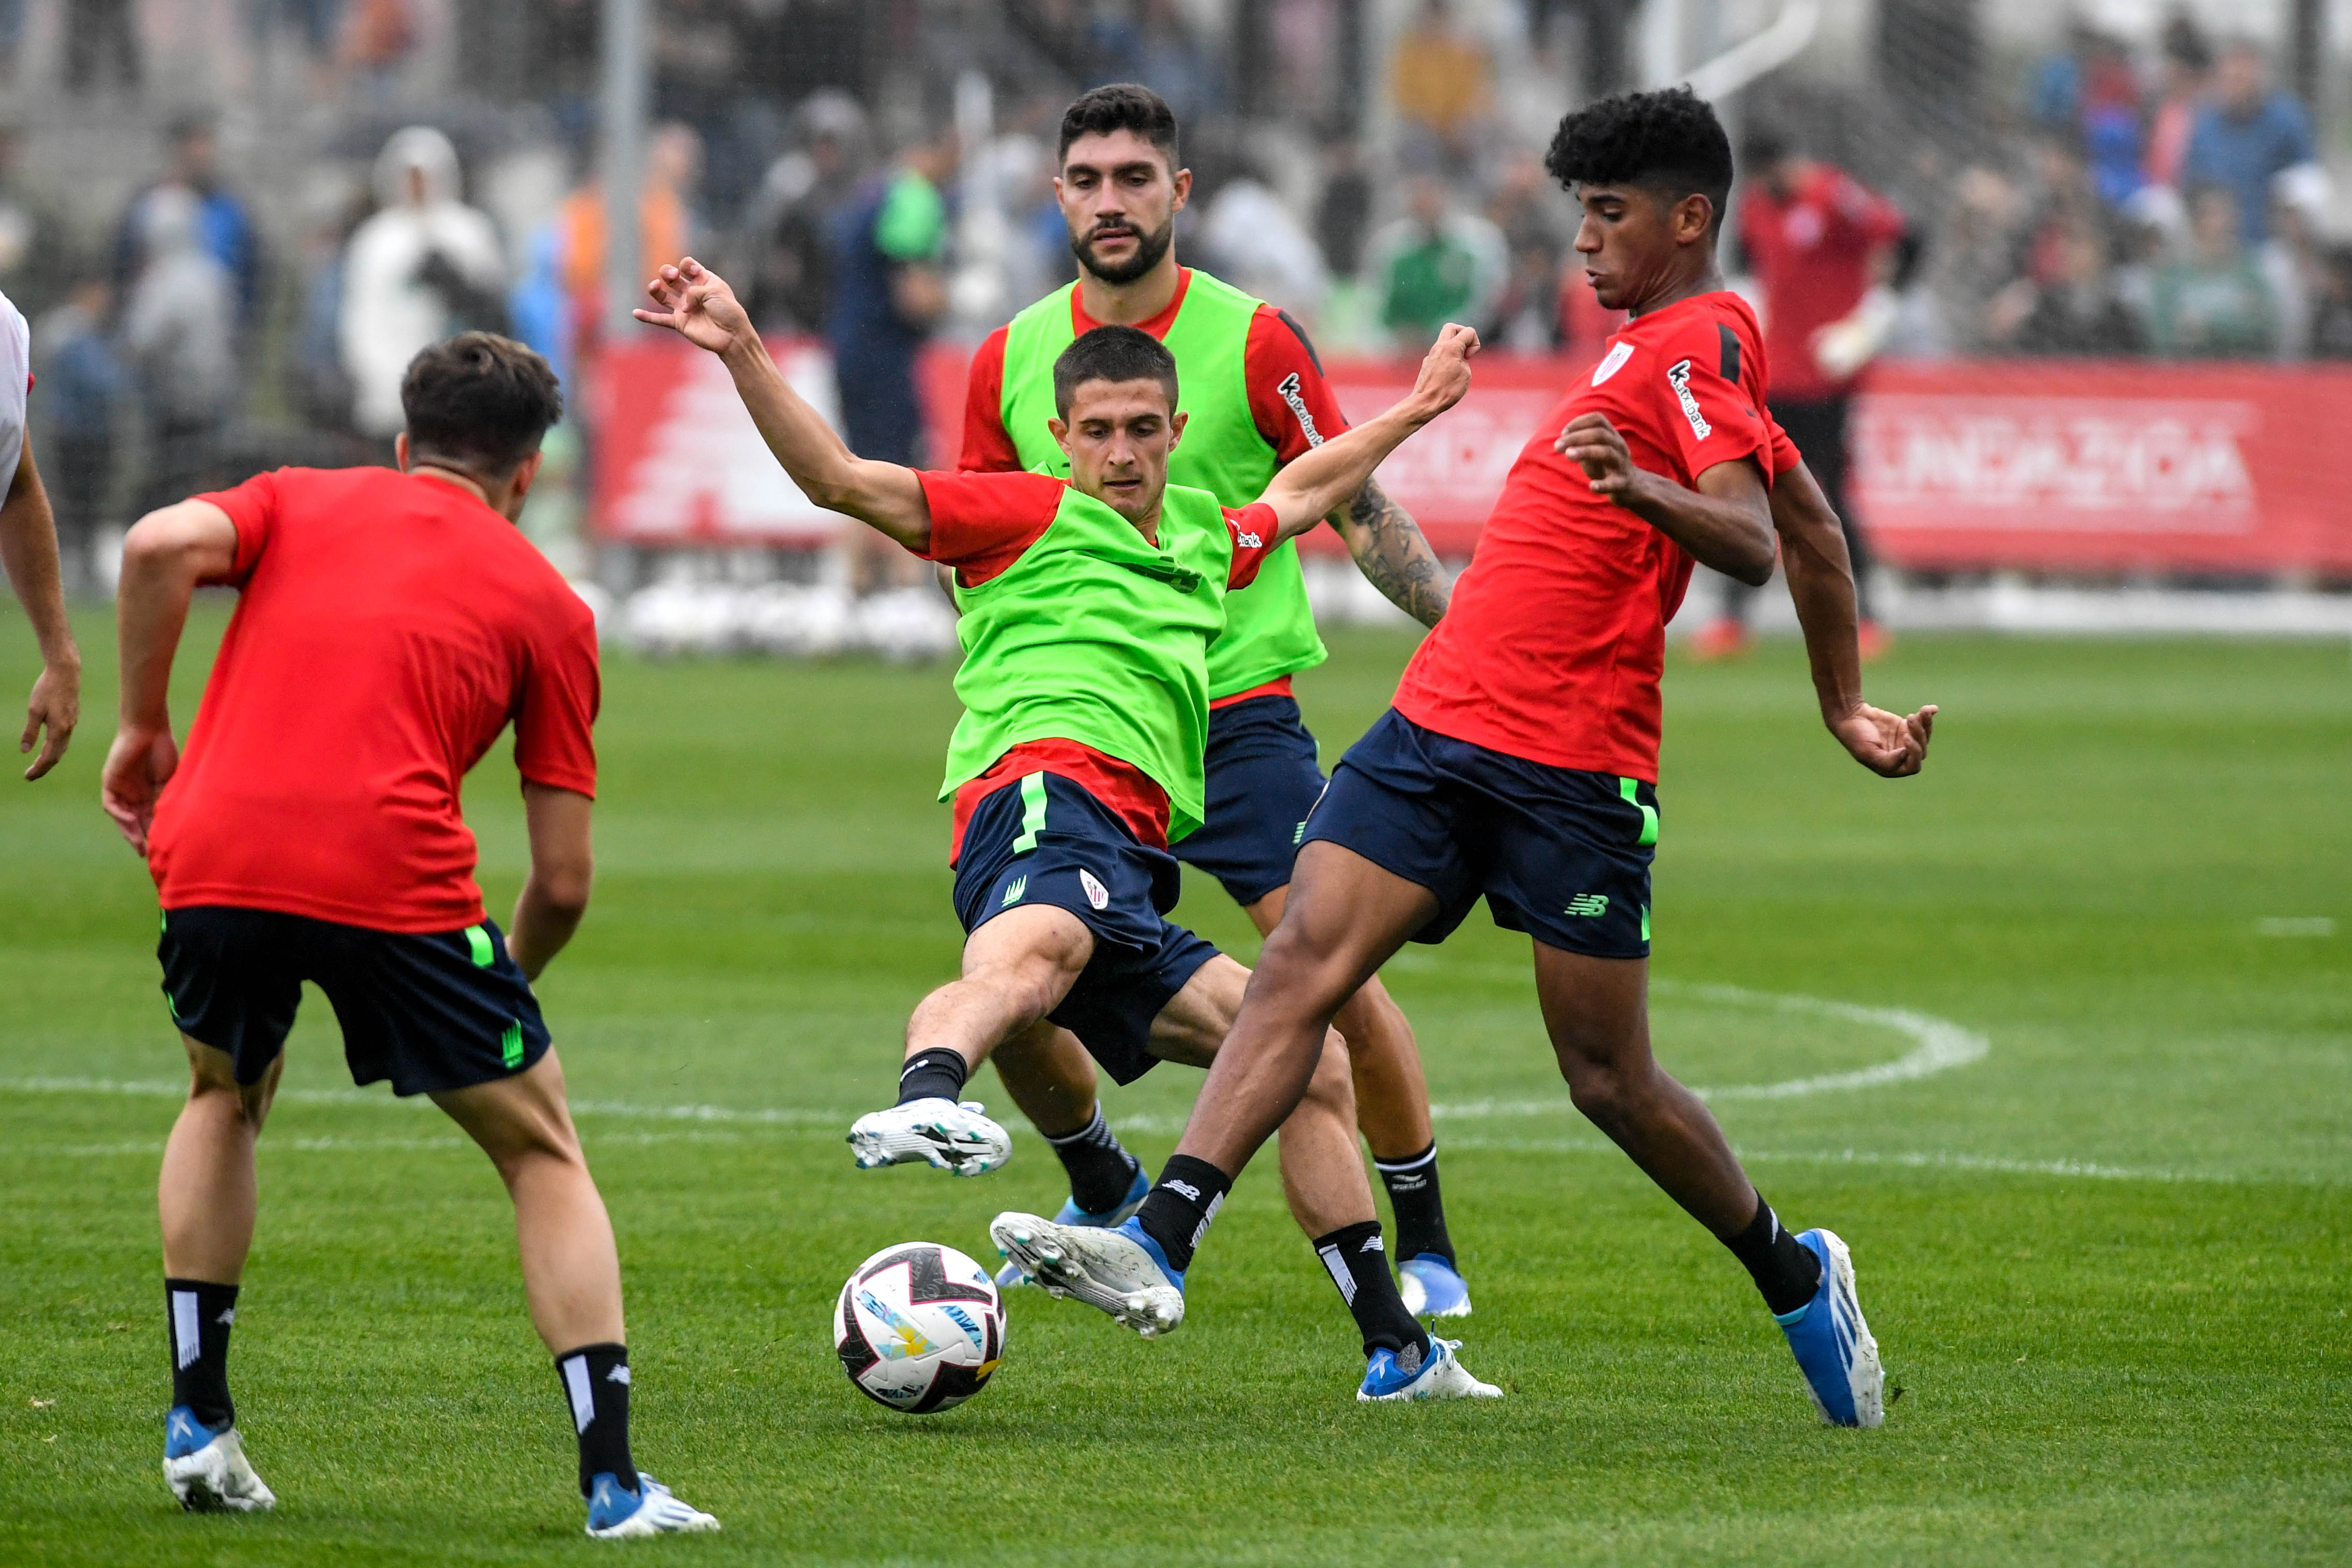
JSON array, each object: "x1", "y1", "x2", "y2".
[
  {"x1": 1313, "y1": 1221, "x2": 1433, "y2": 1363},
  {"x1": 165, "y1": 1278, "x2": 239, "y2": 1429},
  {"x1": 1372, "y1": 1141, "x2": 1456, "y2": 1266},
  {"x1": 1722, "y1": 1193, "x2": 1823, "y2": 1317},
  {"x1": 1043, "y1": 1105, "x2": 1144, "y2": 1216},
  {"x1": 896, "y1": 1048, "x2": 969, "y2": 1106},
  {"x1": 556, "y1": 1343, "x2": 635, "y2": 1497},
  {"x1": 1132, "y1": 1154, "x2": 1232, "y2": 1275}
]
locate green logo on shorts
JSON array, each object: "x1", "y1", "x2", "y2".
[
  {"x1": 502, "y1": 1020, "x2": 524, "y2": 1070},
  {"x1": 1565, "y1": 894, "x2": 1610, "y2": 918},
  {"x1": 1001, "y1": 876, "x2": 1027, "y2": 907}
]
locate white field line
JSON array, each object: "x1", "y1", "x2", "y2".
[
  {"x1": 1431, "y1": 1133, "x2": 2301, "y2": 1185},
  {"x1": 41, "y1": 1129, "x2": 752, "y2": 1159}
]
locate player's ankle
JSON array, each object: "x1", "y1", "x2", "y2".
[
  {"x1": 896, "y1": 1047, "x2": 969, "y2": 1106},
  {"x1": 1133, "y1": 1155, "x2": 1231, "y2": 1274}
]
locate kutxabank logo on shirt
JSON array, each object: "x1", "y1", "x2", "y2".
[
  {"x1": 1666, "y1": 359, "x2": 1712, "y2": 439},
  {"x1": 1277, "y1": 373, "x2": 1326, "y2": 448}
]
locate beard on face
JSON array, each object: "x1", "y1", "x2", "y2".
[{"x1": 1072, "y1": 214, "x2": 1175, "y2": 285}]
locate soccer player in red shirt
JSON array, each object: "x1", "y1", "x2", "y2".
[
  {"x1": 1693, "y1": 126, "x2": 1908, "y2": 660},
  {"x1": 99, "y1": 336, "x2": 718, "y2": 1535},
  {"x1": 1002, "y1": 88, "x2": 1936, "y2": 1426}
]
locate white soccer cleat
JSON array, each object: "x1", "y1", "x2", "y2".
[
  {"x1": 585, "y1": 1472, "x2": 721, "y2": 1538},
  {"x1": 847, "y1": 1098, "x2": 1012, "y2": 1176},
  {"x1": 1357, "y1": 1336, "x2": 1503, "y2": 1402},
  {"x1": 990, "y1": 1213, "x2": 1185, "y2": 1338},
  {"x1": 163, "y1": 1408, "x2": 276, "y2": 1513}
]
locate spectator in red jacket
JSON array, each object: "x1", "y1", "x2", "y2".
[{"x1": 1697, "y1": 129, "x2": 1906, "y2": 662}]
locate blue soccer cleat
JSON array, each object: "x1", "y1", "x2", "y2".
[
  {"x1": 585, "y1": 1471, "x2": 721, "y2": 1538},
  {"x1": 1397, "y1": 1253, "x2": 1474, "y2": 1318},
  {"x1": 1776, "y1": 1228, "x2": 1885, "y2": 1428},
  {"x1": 996, "y1": 1166, "x2": 1152, "y2": 1289},
  {"x1": 1358, "y1": 1336, "x2": 1502, "y2": 1401},
  {"x1": 990, "y1": 1211, "x2": 1184, "y2": 1337},
  {"x1": 163, "y1": 1405, "x2": 276, "y2": 1513}
]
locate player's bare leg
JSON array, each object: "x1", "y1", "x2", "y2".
[
  {"x1": 851, "y1": 906, "x2": 1092, "y2": 1175},
  {"x1": 432, "y1": 1051, "x2": 625, "y2": 1352},
  {"x1": 998, "y1": 846, "x2": 1498, "y2": 1397},
  {"x1": 1530, "y1": 940, "x2": 1881, "y2": 1424},
  {"x1": 1246, "y1": 883, "x2": 1467, "y2": 1314}
]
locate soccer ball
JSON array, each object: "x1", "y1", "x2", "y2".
[{"x1": 834, "y1": 1242, "x2": 1007, "y2": 1414}]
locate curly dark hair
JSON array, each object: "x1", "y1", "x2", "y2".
[
  {"x1": 1057, "y1": 83, "x2": 1179, "y2": 169},
  {"x1": 1543, "y1": 86, "x2": 1734, "y2": 231}
]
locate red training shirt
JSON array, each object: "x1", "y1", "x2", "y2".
[
  {"x1": 958, "y1": 266, "x2": 1350, "y2": 712},
  {"x1": 916, "y1": 468, "x2": 1274, "y2": 860},
  {"x1": 1737, "y1": 163, "x2": 1904, "y2": 401},
  {"x1": 1392, "y1": 291, "x2": 1774, "y2": 783},
  {"x1": 148, "y1": 467, "x2": 600, "y2": 932}
]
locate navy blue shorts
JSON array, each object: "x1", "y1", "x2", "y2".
[
  {"x1": 952, "y1": 772, "x2": 1221, "y2": 1086},
  {"x1": 1303, "y1": 709, "x2": 1659, "y2": 960},
  {"x1": 158, "y1": 906, "x2": 553, "y2": 1095},
  {"x1": 1172, "y1": 694, "x2": 1329, "y2": 908}
]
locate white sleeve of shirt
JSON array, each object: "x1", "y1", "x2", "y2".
[{"x1": 0, "y1": 290, "x2": 28, "y2": 486}]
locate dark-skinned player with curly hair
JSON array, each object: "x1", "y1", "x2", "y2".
[{"x1": 994, "y1": 86, "x2": 1938, "y2": 1423}]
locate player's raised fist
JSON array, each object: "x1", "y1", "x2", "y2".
[
  {"x1": 1408, "y1": 323, "x2": 1480, "y2": 422},
  {"x1": 634, "y1": 257, "x2": 753, "y2": 356}
]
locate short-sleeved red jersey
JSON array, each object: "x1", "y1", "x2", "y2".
[
  {"x1": 1737, "y1": 164, "x2": 1905, "y2": 401},
  {"x1": 1392, "y1": 291, "x2": 1773, "y2": 782},
  {"x1": 915, "y1": 468, "x2": 1275, "y2": 858},
  {"x1": 148, "y1": 467, "x2": 600, "y2": 933}
]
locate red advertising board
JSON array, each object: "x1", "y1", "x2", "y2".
[{"x1": 593, "y1": 338, "x2": 2352, "y2": 574}]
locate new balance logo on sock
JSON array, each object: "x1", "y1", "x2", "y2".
[
  {"x1": 1565, "y1": 893, "x2": 1609, "y2": 917},
  {"x1": 607, "y1": 1364, "x2": 631, "y2": 1386},
  {"x1": 1001, "y1": 876, "x2": 1027, "y2": 907},
  {"x1": 1359, "y1": 1235, "x2": 1386, "y2": 1255},
  {"x1": 216, "y1": 1307, "x2": 235, "y2": 1326},
  {"x1": 1164, "y1": 1179, "x2": 1201, "y2": 1202}
]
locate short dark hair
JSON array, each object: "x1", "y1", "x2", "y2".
[
  {"x1": 1057, "y1": 83, "x2": 1179, "y2": 170},
  {"x1": 401, "y1": 333, "x2": 564, "y2": 477},
  {"x1": 1544, "y1": 86, "x2": 1735, "y2": 232},
  {"x1": 1053, "y1": 325, "x2": 1179, "y2": 421}
]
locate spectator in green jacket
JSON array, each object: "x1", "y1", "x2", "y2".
[{"x1": 2149, "y1": 187, "x2": 2276, "y2": 358}]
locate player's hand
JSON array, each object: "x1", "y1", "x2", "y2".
[
  {"x1": 1828, "y1": 701, "x2": 1935, "y2": 778},
  {"x1": 634, "y1": 257, "x2": 753, "y2": 356},
  {"x1": 100, "y1": 722, "x2": 178, "y2": 855},
  {"x1": 1408, "y1": 324, "x2": 1480, "y2": 422},
  {"x1": 21, "y1": 656, "x2": 79, "y2": 780},
  {"x1": 1556, "y1": 413, "x2": 1642, "y2": 503}
]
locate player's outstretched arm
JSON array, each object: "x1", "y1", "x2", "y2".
[
  {"x1": 1773, "y1": 460, "x2": 1936, "y2": 778},
  {"x1": 1556, "y1": 415, "x2": 1776, "y2": 585},
  {"x1": 1329, "y1": 478, "x2": 1450, "y2": 629},
  {"x1": 0, "y1": 445, "x2": 79, "y2": 780},
  {"x1": 1257, "y1": 324, "x2": 1478, "y2": 543},
  {"x1": 102, "y1": 500, "x2": 237, "y2": 853},
  {"x1": 635, "y1": 258, "x2": 933, "y2": 551}
]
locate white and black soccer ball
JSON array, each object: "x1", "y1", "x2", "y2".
[{"x1": 834, "y1": 1242, "x2": 1006, "y2": 1414}]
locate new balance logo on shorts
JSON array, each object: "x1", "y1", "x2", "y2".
[
  {"x1": 1565, "y1": 893, "x2": 1610, "y2": 917},
  {"x1": 1001, "y1": 876, "x2": 1027, "y2": 907}
]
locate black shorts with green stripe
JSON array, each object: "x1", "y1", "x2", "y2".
[{"x1": 158, "y1": 906, "x2": 552, "y2": 1095}]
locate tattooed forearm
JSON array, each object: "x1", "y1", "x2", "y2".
[{"x1": 1332, "y1": 478, "x2": 1450, "y2": 629}]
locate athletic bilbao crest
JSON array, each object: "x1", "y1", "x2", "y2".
[{"x1": 1079, "y1": 869, "x2": 1110, "y2": 910}]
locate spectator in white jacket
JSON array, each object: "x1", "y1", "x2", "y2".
[{"x1": 339, "y1": 127, "x2": 508, "y2": 439}]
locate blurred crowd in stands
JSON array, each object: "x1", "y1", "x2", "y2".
[{"x1": 0, "y1": 0, "x2": 2344, "y2": 593}]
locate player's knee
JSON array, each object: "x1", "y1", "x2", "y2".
[
  {"x1": 1561, "y1": 1054, "x2": 1635, "y2": 1128},
  {"x1": 184, "y1": 1043, "x2": 272, "y2": 1129},
  {"x1": 1253, "y1": 921, "x2": 1355, "y2": 1023},
  {"x1": 1303, "y1": 1028, "x2": 1355, "y2": 1112}
]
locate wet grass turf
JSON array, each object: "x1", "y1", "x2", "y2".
[{"x1": 2, "y1": 605, "x2": 2346, "y2": 1564}]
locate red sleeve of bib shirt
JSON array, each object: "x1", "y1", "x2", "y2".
[
  {"x1": 957, "y1": 325, "x2": 1022, "y2": 473},
  {"x1": 916, "y1": 469, "x2": 1068, "y2": 586},
  {"x1": 194, "y1": 469, "x2": 285, "y2": 586},
  {"x1": 512, "y1": 598, "x2": 602, "y2": 798},
  {"x1": 1652, "y1": 313, "x2": 1773, "y2": 489},
  {"x1": 1224, "y1": 502, "x2": 1278, "y2": 589},
  {"x1": 1245, "y1": 305, "x2": 1350, "y2": 463}
]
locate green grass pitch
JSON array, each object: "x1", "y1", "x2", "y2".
[{"x1": 2, "y1": 605, "x2": 2346, "y2": 1565}]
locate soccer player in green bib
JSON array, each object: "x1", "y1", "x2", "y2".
[
  {"x1": 638, "y1": 255, "x2": 1497, "y2": 1399},
  {"x1": 958, "y1": 84, "x2": 1475, "y2": 1320}
]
